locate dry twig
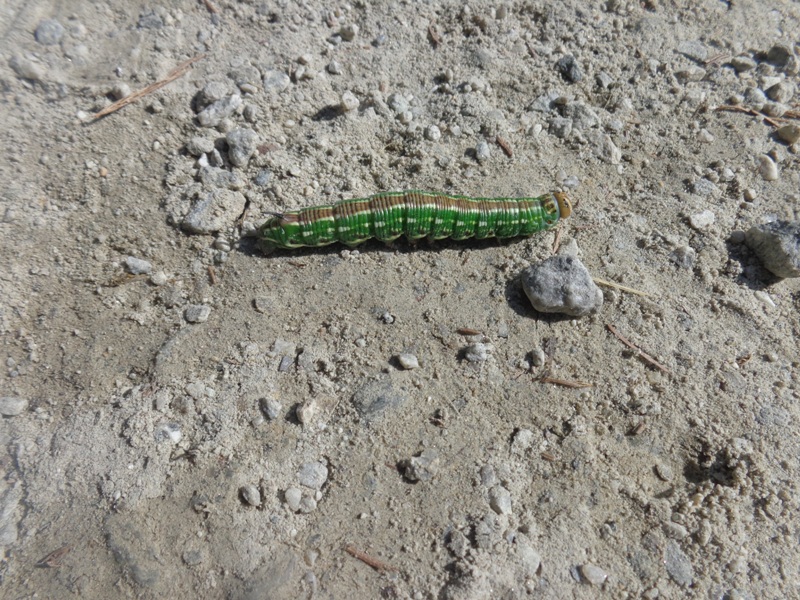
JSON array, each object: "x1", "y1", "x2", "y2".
[
  {"x1": 713, "y1": 104, "x2": 783, "y2": 128},
  {"x1": 606, "y1": 323, "x2": 671, "y2": 374},
  {"x1": 537, "y1": 376, "x2": 595, "y2": 389},
  {"x1": 36, "y1": 544, "x2": 73, "y2": 568},
  {"x1": 344, "y1": 544, "x2": 398, "y2": 572},
  {"x1": 593, "y1": 276, "x2": 650, "y2": 297},
  {"x1": 91, "y1": 54, "x2": 205, "y2": 120},
  {"x1": 495, "y1": 135, "x2": 513, "y2": 157}
]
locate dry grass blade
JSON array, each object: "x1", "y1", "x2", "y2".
[
  {"x1": 593, "y1": 277, "x2": 650, "y2": 297},
  {"x1": 36, "y1": 544, "x2": 73, "y2": 568},
  {"x1": 713, "y1": 104, "x2": 783, "y2": 128},
  {"x1": 91, "y1": 54, "x2": 205, "y2": 121},
  {"x1": 495, "y1": 135, "x2": 513, "y2": 157},
  {"x1": 344, "y1": 544, "x2": 398, "y2": 572},
  {"x1": 606, "y1": 323, "x2": 670, "y2": 374},
  {"x1": 537, "y1": 376, "x2": 594, "y2": 389}
]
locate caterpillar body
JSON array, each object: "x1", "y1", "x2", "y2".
[{"x1": 258, "y1": 190, "x2": 571, "y2": 251}]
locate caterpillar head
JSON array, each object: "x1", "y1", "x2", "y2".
[{"x1": 553, "y1": 191, "x2": 572, "y2": 219}]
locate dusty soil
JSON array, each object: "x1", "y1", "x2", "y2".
[{"x1": 1, "y1": 1, "x2": 799, "y2": 598}]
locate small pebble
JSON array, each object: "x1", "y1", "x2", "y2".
[
  {"x1": 298, "y1": 461, "x2": 329, "y2": 490},
  {"x1": 0, "y1": 397, "x2": 28, "y2": 416},
  {"x1": 196, "y1": 95, "x2": 243, "y2": 128},
  {"x1": 521, "y1": 256, "x2": 603, "y2": 317},
  {"x1": 730, "y1": 55, "x2": 756, "y2": 73},
  {"x1": 689, "y1": 210, "x2": 715, "y2": 231},
  {"x1": 340, "y1": 24, "x2": 359, "y2": 41},
  {"x1": 339, "y1": 90, "x2": 359, "y2": 112},
  {"x1": 150, "y1": 271, "x2": 167, "y2": 286},
  {"x1": 475, "y1": 140, "x2": 491, "y2": 163},
  {"x1": 595, "y1": 134, "x2": 621, "y2": 164},
  {"x1": 670, "y1": 245, "x2": 696, "y2": 269},
  {"x1": 387, "y1": 93, "x2": 409, "y2": 114},
  {"x1": 674, "y1": 66, "x2": 706, "y2": 83},
  {"x1": 489, "y1": 485, "x2": 512, "y2": 515},
  {"x1": 655, "y1": 463, "x2": 674, "y2": 481},
  {"x1": 555, "y1": 55, "x2": 582, "y2": 82},
  {"x1": 580, "y1": 563, "x2": 609, "y2": 586},
  {"x1": 758, "y1": 155, "x2": 779, "y2": 181},
  {"x1": 664, "y1": 541, "x2": 694, "y2": 586},
  {"x1": 186, "y1": 136, "x2": 215, "y2": 156},
  {"x1": 401, "y1": 449, "x2": 440, "y2": 482},
  {"x1": 692, "y1": 178, "x2": 718, "y2": 196},
  {"x1": 183, "y1": 189, "x2": 247, "y2": 234},
  {"x1": 111, "y1": 83, "x2": 131, "y2": 100},
  {"x1": 766, "y1": 82, "x2": 794, "y2": 104},
  {"x1": 743, "y1": 188, "x2": 758, "y2": 201},
  {"x1": 397, "y1": 353, "x2": 419, "y2": 370},
  {"x1": 327, "y1": 60, "x2": 342, "y2": 75},
  {"x1": 697, "y1": 129, "x2": 714, "y2": 143},
  {"x1": 464, "y1": 343, "x2": 490, "y2": 363},
  {"x1": 425, "y1": 125, "x2": 441, "y2": 141},
  {"x1": 263, "y1": 69, "x2": 291, "y2": 93},
  {"x1": 184, "y1": 304, "x2": 211, "y2": 323},
  {"x1": 745, "y1": 221, "x2": 800, "y2": 278},
  {"x1": 296, "y1": 400, "x2": 317, "y2": 425},
  {"x1": 776, "y1": 124, "x2": 800, "y2": 144},
  {"x1": 259, "y1": 397, "x2": 282, "y2": 420},
  {"x1": 298, "y1": 496, "x2": 318, "y2": 513},
  {"x1": 124, "y1": 256, "x2": 152, "y2": 275},
  {"x1": 767, "y1": 44, "x2": 793, "y2": 68},
  {"x1": 240, "y1": 485, "x2": 261, "y2": 507},
  {"x1": 34, "y1": 19, "x2": 65, "y2": 45},
  {"x1": 9, "y1": 55, "x2": 46, "y2": 81},
  {"x1": 284, "y1": 487, "x2": 302, "y2": 511},
  {"x1": 531, "y1": 347, "x2": 546, "y2": 367},
  {"x1": 226, "y1": 128, "x2": 258, "y2": 167},
  {"x1": 511, "y1": 429, "x2": 534, "y2": 453}
]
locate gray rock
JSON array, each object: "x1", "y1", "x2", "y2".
[
  {"x1": 397, "y1": 353, "x2": 419, "y2": 369},
  {"x1": 401, "y1": 449, "x2": 440, "y2": 482},
  {"x1": 555, "y1": 55, "x2": 582, "y2": 82},
  {"x1": 240, "y1": 485, "x2": 262, "y2": 507},
  {"x1": 521, "y1": 256, "x2": 603, "y2": 317},
  {"x1": 284, "y1": 487, "x2": 302, "y2": 511},
  {"x1": 298, "y1": 461, "x2": 329, "y2": 490},
  {"x1": 197, "y1": 94, "x2": 242, "y2": 127},
  {"x1": 183, "y1": 189, "x2": 246, "y2": 234},
  {"x1": 730, "y1": 55, "x2": 757, "y2": 73},
  {"x1": 688, "y1": 210, "x2": 715, "y2": 231},
  {"x1": 259, "y1": 397, "x2": 282, "y2": 420},
  {"x1": 594, "y1": 134, "x2": 621, "y2": 164},
  {"x1": 664, "y1": 540, "x2": 694, "y2": 586},
  {"x1": 226, "y1": 128, "x2": 258, "y2": 167},
  {"x1": 34, "y1": 19, "x2": 65, "y2": 45},
  {"x1": 0, "y1": 397, "x2": 27, "y2": 416},
  {"x1": 137, "y1": 11, "x2": 163, "y2": 29},
  {"x1": 670, "y1": 245, "x2": 696, "y2": 269},
  {"x1": 692, "y1": 178, "x2": 719, "y2": 196},
  {"x1": 745, "y1": 221, "x2": 800, "y2": 278},
  {"x1": 565, "y1": 102, "x2": 600, "y2": 130},
  {"x1": 767, "y1": 44, "x2": 793, "y2": 68},
  {"x1": 387, "y1": 93, "x2": 409, "y2": 114},
  {"x1": 9, "y1": 55, "x2": 46, "y2": 81},
  {"x1": 351, "y1": 379, "x2": 407, "y2": 423},
  {"x1": 776, "y1": 124, "x2": 800, "y2": 144},
  {"x1": 475, "y1": 140, "x2": 491, "y2": 162},
  {"x1": 464, "y1": 343, "x2": 490, "y2": 363},
  {"x1": 744, "y1": 87, "x2": 767, "y2": 109},
  {"x1": 488, "y1": 485, "x2": 512, "y2": 515},
  {"x1": 340, "y1": 23, "x2": 359, "y2": 41},
  {"x1": 124, "y1": 256, "x2": 152, "y2": 275},
  {"x1": 677, "y1": 40, "x2": 708, "y2": 62},
  {"x1": 184, "y1": 304, "x2": 211, "y2": 323},
  {"x1": 186, "y1": 136, "x2": 215, "y2": 156},
  {"x1": 758, "y1": 155, "x2": 779, "y2": 181},
  {"x1": 339, "y1": 90, "x2": 359, "y2": 112},
  {"x1": 263, "y1": 69, "x2": 291, "y2": 93},
  {"x1": 548, "y1": 117, "x2": 573, "y2": 139},
  {"x1": 580, "y1": 563, "x2": 609, "y2": 586},
  {"x1": 766, "y1": 82, "x2": 794, "y2": 104}
]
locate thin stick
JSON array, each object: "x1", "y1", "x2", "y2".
[
  {"x1": 593, "y1": 276, "x2": 650, "y2": 297},
  {"x1": 606, "y1": 324, "x2": 670, "y2": 374},
  {"x1": 91, "y1": 54, "x2": 205, "y2": 120},
  {"x1": 36, "y1": 544, "x2": 73, "y2": 568},
  {"x1": 344, "y1": 544, "x2": 398, "y2": 572},
  {"x1": 552, "y1": 226, "x2": 564, "y2": 255},
  {"x1": 713, "y1": 104, "x2": 783, "y2": 128},
  {"x1": 538, "y1": 376, "x2": 594, "y2": 389}
]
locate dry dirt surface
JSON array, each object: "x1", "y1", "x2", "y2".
[{"x1": 1, "y1": 1, "x2": 800, "y2": 598}]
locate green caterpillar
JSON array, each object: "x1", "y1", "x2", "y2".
[{"x1": 258, "y1": 191, "x2": 571, "y2": 251}]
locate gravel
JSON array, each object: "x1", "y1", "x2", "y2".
[
  {"x1": 400, "y1": 449, "x2": 440, "y2": 482},
  {"x1": 34, "y1": 19, "x2": 65, "y2": 45},
  {"x1": 0, "y1": 397, "x2": 27, "y2": 416},
  {"x1": 555, "y1": 55, "x2": 582, "y2": 82},
  {"x1": 196, "y1": 94, "x2": 243, "y2": 128},
  {"x1": 182, "y1": 189, "x2": 246, "y2": 234},
  {"x1": 184, "y1": 304, "x2": 211, "y2": 323},
  {"x1": 226, "y1": 128, "x2": 258, "y2": 167},
  {"x1": 297, "y1": 461, "x2": 329, "y2": 490},
  {"x1": 124, "y1": 256, "x2": 152, "y2": 275},
  {"x1": 397, "y1": 353, "x2": 419, "y2": 369}
]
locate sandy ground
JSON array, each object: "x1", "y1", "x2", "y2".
[{"x1": 1, "y1": 0, "x2": 799, "y2": 598}]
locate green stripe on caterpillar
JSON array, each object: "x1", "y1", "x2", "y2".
[{"x1": 258, "y1": 190, "x2": 571, "y2": 251}]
